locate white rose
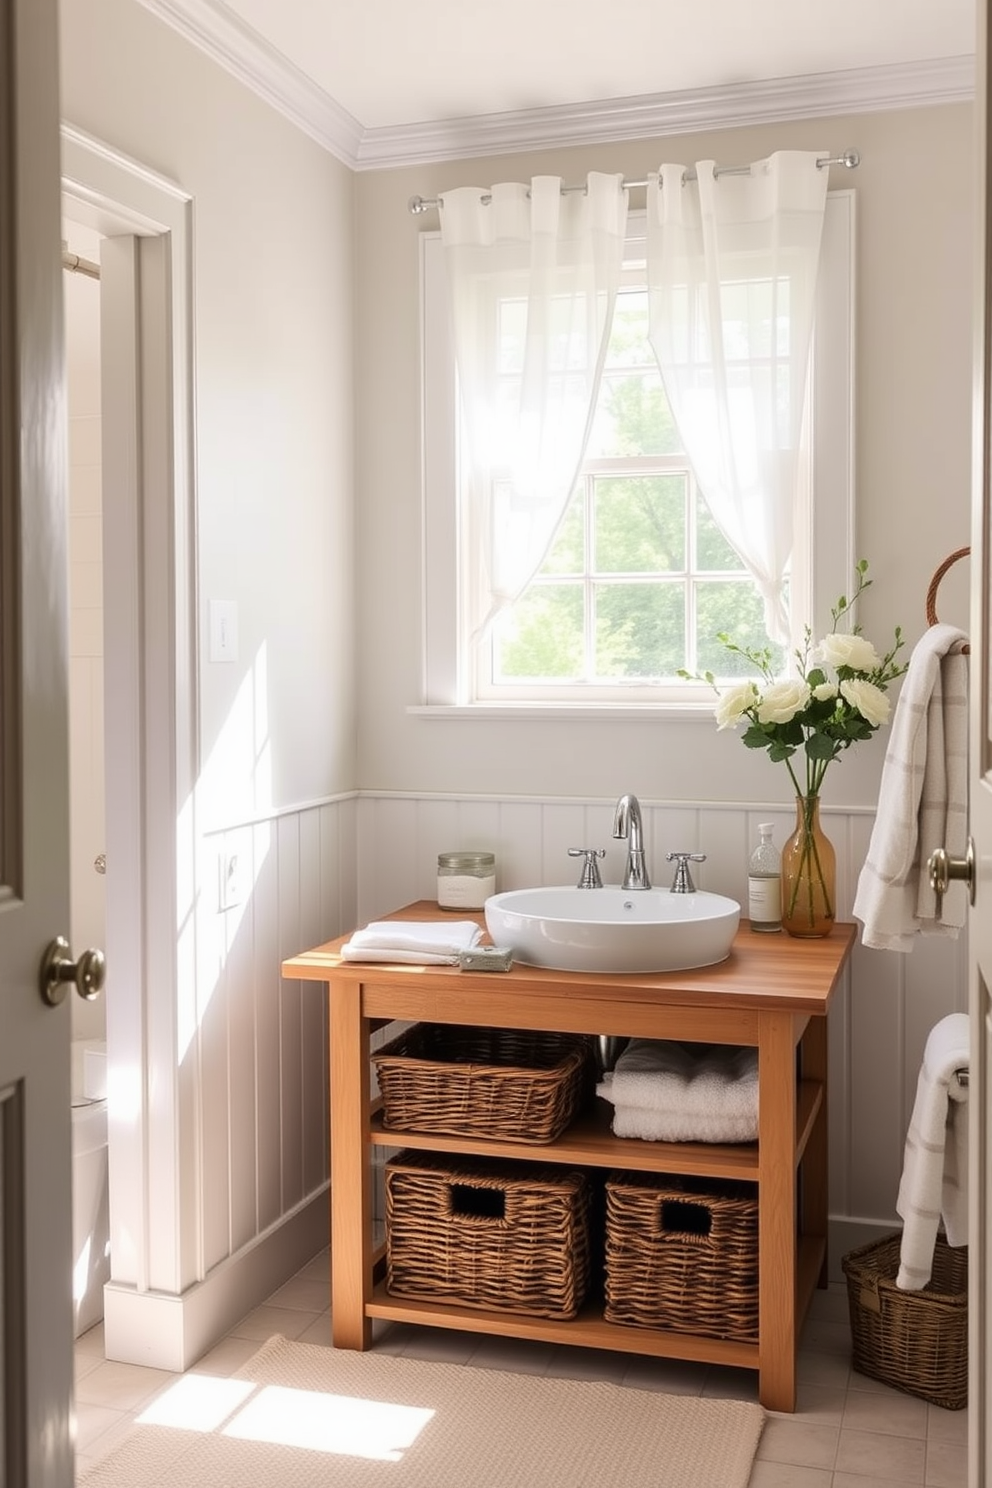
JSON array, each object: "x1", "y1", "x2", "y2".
[
  {"x1": 756, "y1": 679, "x2": 811, "y2": 726},
  {"x1": 840, "y1": 677, "x2": 890, "y2": 728},
  {"x1": 812, "y1": 682, "x2": 838, "y2": 702},
  {"x1": 818, "y1": 632, "x2": 882, "y2": 673},
  {"x1": 714, "y1": 680, "x2": 758, "y2": 730}
]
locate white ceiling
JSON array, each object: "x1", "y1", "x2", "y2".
[{"x1": 138, "y1": 0, "x2": 977, "y2": 167}]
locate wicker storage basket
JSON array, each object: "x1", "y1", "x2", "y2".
[
  {"x1": 372, "y1": 1024, "x2": 594, "y2": 1143},
  {"x1": 385, "y1": 1150, "x2": 592, "y2": 1319},
  {"x1": 604, "y1": 1171, "x2": 759, "y2": 1341},
  {"x1": 842, "y1": 1232, "x2": 968, "y2": 1410}
]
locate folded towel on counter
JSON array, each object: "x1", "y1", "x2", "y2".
[
  {"x1": 853, "y1": 623, "x2": 969, "y2": 953},
  {"x1": 341, "y1": 920, "x2": 483, "y2": 965},
  {"x1": 596, "y1": 1039, "x2": 758, "y2": 1144},
  {"x1": 896, "y1": 1012, "x2": 969, "y2": 1290}
]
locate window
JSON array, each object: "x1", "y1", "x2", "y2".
[{"x1": 420, "y1": 194, "x2": 854, "y2": 714}]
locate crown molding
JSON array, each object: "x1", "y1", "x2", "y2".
[
  {"x1": 137, "y1": 0, "x2": 974, "y2": 172},
  {"x1": 358, "y1": 55, "x2": 975, "y2": 169},
  {"x1": 136, "y1": 0, "x2": 364, "y2": 164}
]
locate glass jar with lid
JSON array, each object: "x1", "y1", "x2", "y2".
[{"x1": 437, "y1": 851, "x2": 496, "y2": 910}]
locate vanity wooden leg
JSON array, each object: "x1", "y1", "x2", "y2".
[
  {"x1": 800, "y1": 1016, "x2": 829, "y2": 1286},
  {"x1": 328, "y1": 977, "x2": 373, "y2": 1350},
  {"x1": 757, "y1": 1011, "x2": 799, "y2": 1412}
]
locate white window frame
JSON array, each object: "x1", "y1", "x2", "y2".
[{"x1": 417, "y1": 190, "x2": 855, "y2": 717}]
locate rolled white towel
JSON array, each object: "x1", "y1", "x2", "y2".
[{"x1": 341, "y1": 920, "x2": 482, "y2": 965}]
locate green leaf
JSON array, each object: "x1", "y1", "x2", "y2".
[
  {"x1": 806, "y1": 733, "x2": 839, "y2": 761},
  {"x1": 741, "y1": 725, "x2": 770, "y2": 749}
]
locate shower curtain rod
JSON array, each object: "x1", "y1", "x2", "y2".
[
  {"x1": 61, "y1": 247, "x2": 101, "y2": 280},
  {"x1": 407, "y1": 148, "x2": 860, "y2": 215}
]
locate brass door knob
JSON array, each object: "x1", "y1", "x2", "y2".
[
  {"x1": 928, "y1": 838, "x2": 976, "y2": 908},
  {"x1": 39, "y1": 936, "x2": 106, "y2": 1007}
]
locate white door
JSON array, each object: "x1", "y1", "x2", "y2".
[
  {"x1": 1, "y1": 0, "x2": 79, "y2": 1482},
  {"x1": 975, "y1": 5, "x2": 992, "y2": 1485}
]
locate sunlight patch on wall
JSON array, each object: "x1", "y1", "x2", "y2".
[{"x1": 177, "y1": 643, "x2": 273, "y2": 1062}]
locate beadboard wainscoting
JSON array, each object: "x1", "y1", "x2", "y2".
[
  {"x1": 354, "y1": 791, "x2": 969, "y2": 1274},
  {"x1": 202, "y1": 795, "x2": 361, "y2": 1267},
  {"x1": 105, "y1": 793, "x2": 359, "y2": 1371}
]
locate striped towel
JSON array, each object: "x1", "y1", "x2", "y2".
[
  {"x1": 896, "y1": 1013, "x2": 969, "y2": 1289},
  {"x1": 852, "y1": 623, "x2": 969, "y2": 952}
]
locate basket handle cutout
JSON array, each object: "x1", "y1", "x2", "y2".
[
  {"x1": 859, "y1": 1280, "x2": 882, "y2": 1315},
  {"x1": 658, "y1": 1198, "x2": 712, "y2": 1238},
  {"x1": 449, "y1": 1182, "x2": 506, "y2": 1223}
]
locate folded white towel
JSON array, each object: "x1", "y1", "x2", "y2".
[
  {"x1": 896, "y1": 1012, "x2": 969, "y2": 1290},
  {"x1": 341, "y1": 920, "x2": 482, "y2": 965},
  {"x1": 596, "y1": 1039, "x2": 758, "y2": 1144},
  {"x1": 853, "y1": 623, "x2": 969, "y2": 952}
]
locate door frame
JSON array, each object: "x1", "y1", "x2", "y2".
[{"x1": 60, "y1": 127, "x2": 201, "y2": 1339}]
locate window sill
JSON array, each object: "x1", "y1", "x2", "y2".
[{"x1": 407, "y1": 703, "x2": 717, "y2": 722}]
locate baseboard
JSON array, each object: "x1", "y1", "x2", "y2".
[
  {"x1": 102, "y1": 1186, "x2": 330, "y2": 1371},
  {"x1": 828, "y1": 1216, "x2": 899, "y2": 1284}
]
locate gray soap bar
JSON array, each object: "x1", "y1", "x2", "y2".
[{"x1": 457, "y1": 945, "x2": 514, "y2": 972}]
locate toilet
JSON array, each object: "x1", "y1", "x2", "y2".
[{"x1": 71, "y1": 1039, "x2": 110, "y2": 1338}]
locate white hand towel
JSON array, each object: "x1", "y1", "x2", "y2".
[
  {"x1": 896, "y1": 1012, "x2": 969, "y2": 1290},
  {"x1": 606, "y1": 1101, "x2": 758, "y2": 1145},
  {"x1": 341, "y1": 920, "x2": 482, "y2": 965},
  {"x1": 853, "y1": 623, "x2": 969, "y2": 952},
  {"x1": 596, "y1": 1039, "x2": 758, "y2": 1144}
]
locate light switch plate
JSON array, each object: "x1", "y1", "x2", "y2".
[{"x1": 209, "y1": 599, "x2": 238, "y2": 662}]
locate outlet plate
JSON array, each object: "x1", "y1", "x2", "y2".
[{"x1": 218, "y1": 849, "x2": 245, "y2": 911}]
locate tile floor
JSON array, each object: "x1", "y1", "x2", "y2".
[{"x1": 74, "y1": 1252, "x2": 968, "y2": 1487}]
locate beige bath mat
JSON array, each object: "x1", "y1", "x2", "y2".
[{"x1": 79, "y1": 1332, "x2": 765, "y2": 1487}]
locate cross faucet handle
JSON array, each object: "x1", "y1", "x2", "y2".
[
  {"x1": 666, "y1": 851, "x2": 706, "y2": 893},
  {"x1": 568, "y1": 847, "x2": 606, "y2": 889}
]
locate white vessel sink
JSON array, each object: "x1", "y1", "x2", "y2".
[{"x1": 485, "y1": 885, "x2": 741, "y2": 974}]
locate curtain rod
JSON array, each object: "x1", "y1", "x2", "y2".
[
  {"x1": 408, "y1": 148, "x2": 859, "y2": 216},
  {"x1": 61, "y1": 246, "x2": 101, "y2": 281}
]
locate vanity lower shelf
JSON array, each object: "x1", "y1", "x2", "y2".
[
  {"x1": 370, "y1": 1079, "x2": 824, "y2": 1178},
  {"x1": 367, "y1": 1228, "x2": 826, "y2": 1365}
]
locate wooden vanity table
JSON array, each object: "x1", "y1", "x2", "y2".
[{"x1": 283, "y1": 904, "x2": 855, "y2": 1412}]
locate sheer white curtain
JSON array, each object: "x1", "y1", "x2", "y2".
[
  {"x1": 645, "y1": 151, "x2": 829, "y2": 644},
  {"x1": 439, "y1": 172, "x2": 628, "y2": 639}
]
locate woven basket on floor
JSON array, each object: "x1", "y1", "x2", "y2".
[
  {"x1": 604, "y1": 1171, "x2": 759, "y2": 1341},
  {"x1": 385, "y1": 1150, "x2": 592, "y2": 1319},
  {"x1": 842, "y1": 1231, "x2": 968, "y2": 1410},
  {"x1": 372, "y1": 1024, "x2": 594, "y2": 1143}
]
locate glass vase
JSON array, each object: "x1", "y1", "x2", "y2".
[{"x1": 781, "y1": 794, "x2": 836, "y2": 938}]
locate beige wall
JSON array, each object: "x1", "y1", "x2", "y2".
[
  {"x1": 354, "y1": 103, "x2": 974, "y2": 808},
  {"x1": 60, "y1": 0, "x2": 358, "y2": 810}
]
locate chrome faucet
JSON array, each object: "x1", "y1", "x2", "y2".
[
  {"x1": 613, "y1": 793, "x2": 651, "y2": 890},
  {"x1": 568, "y1": 847, "x2": 606, "y2": 889},
  {"x1": 667, "y1": 851, "x2": 707, "y2": 893}
]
